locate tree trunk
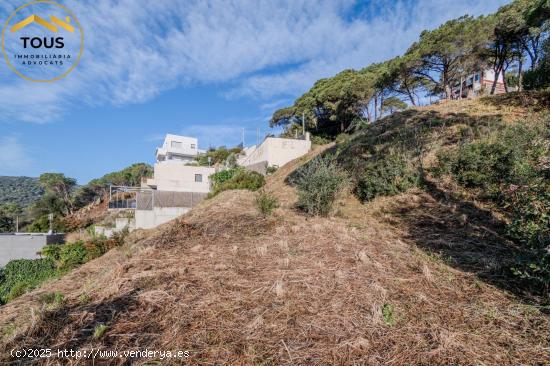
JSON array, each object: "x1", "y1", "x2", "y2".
[
  {"x1": 518, "y1": 58, "x2": 523, "y2": 92},
  {"x1": 504, "y1": 76, "x2": 509, "y2": 93},
  {"x1": 374, "y1": 98, "x2": 378, "y2": 121},
  {"x1": 491, "y1": 67, "x2": 502, "y2": 95},
  {"x1": 406, "y1": 88, "x2": 416, "y2": 106}
]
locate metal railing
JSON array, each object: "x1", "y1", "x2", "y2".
[{"x1": 108, "y1": 199, "x2": 137, "y2": 209}]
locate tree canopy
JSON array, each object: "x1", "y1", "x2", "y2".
[{"x1": 270, "y1": 0, "x2": 549, "y2": 138}]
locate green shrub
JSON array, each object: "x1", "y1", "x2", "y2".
[
  {"x1": 210, "y1": 168, "x2": 240, "y2": 186},
  {"x1": 41, "y1": 244, "x2": 62, "y2": 261},
  {"x1": 255, "y1": 191, "x2": 279, "y2": 216},
  {"x1": 0, "y1": 258, "x2": 57, "y2": 304},
  {"x1": 435, "y1": 123, "x2": 549, "y2": 291},
  {"x1": 210, "y1": 169, "x2": 265, "y2": 197},
  {"x1": 310, "y1": 135, "x2": 332, "y2": 145},
  {"x1": 58, "y1": 242, "x2": 88, "y2": 270},
  {"x1": 292, "y1": 157, "x2": 348, "y2": 216},
  {"x1": 356, "y1": 151, "x2": 421, "y2": 202}
]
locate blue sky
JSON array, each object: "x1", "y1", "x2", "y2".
[{"x1": 0, "y1": 0, "x2": 509, "y2": 184}]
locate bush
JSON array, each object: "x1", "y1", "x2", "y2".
[
  {"x1": 292, "y1": 157, "x2": 348, "y2": 216},
  {"x1": 356, "y1": 151, "x2": 421, "y2": 202},
  {"x1": 255, "y1": 191, "x2": 279, "y2": 216},
  {"x1": 58, "y1": 242, "x2": 88, "y2": 270},
  {"x1": 210, "y1": 168, "x2": 240, "y2": 186},
  {"x1": 210, "y1": 169, "x2": 265, "y2": 197},
  {"x1": 435, "y1": 123, "x2": 549, "y2": 291},
  {"x1": 0, "y1": 258, "x2": 57, "y2": 304},
  {"x1": 310, "y1": 135, "x2": 332, "y2": 145}
]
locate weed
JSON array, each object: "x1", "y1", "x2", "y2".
[
  {"x1": 255, "y1": 191, "x2": 279, "y2": 216},
  {"x1": 382, "y1": 303, "x2": 396, "y2": 326},
  {"x1": 39, "y1": 291, "x2": 64, "y2": 307},
  {"x1": 93, "y1": 324, "x2": 108, "y2": 339},
  {"x1": 1, "y1": 324, "x2": 17, "y2": 341},
  {"x1": 78, "y1": 293, "x2": 91, "y2": 304}
]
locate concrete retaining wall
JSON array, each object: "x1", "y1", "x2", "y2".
[
  {"x1": 135, "y1": 207, "x2": 190, "y2": 229},
  {"x1": 0, "y1": 234, "x2": 65, "y2": 267}
]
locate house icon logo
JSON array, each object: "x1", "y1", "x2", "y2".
[
  {"x1": 1, "y1": 0, "x2": 84, "y2": 83},
  {"x1": 10, "y1": 15, "x2": 75, "y2": 33}
]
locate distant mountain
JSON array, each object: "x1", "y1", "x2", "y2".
[{"x1": 0, "y1": 176, "x2": 44, "y2": 208}]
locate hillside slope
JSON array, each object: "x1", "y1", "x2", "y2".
[
  {"x1": 0, "y1": 95, "x2": 549, "y2": 365},
  {"x1": 0, "y1": 176, "x2": 43, "y2": 208}
]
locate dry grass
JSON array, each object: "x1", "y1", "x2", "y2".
[{"x1": 1, "y1": 97, "x2": 549, "y2": 365}]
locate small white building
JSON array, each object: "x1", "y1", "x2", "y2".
[
  {"x1": 155, "y1": 134, "x2": 201, "y2": 163},
  {"x1": 143, "y1": 163, "x2": 214, "y2": 193},
  {"x1": 238, "y1": 134, "x2": 311, "y2": 173}
]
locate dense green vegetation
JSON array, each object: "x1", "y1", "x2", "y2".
[
  {"x1": 355, "y1": 150, "x2": 421, "y2": 202},
  {"x1": 196, "y1": 146, "x2": 243, "y2": 167},
  {"x1": 0, "y1": 176, "x2": 43, "y2": 208},
  {"x1": 0, "y1": 230, "x2": 127, "y2": 304},
  {"x1": 209, "y1": 168, "x2": 265, "y2": 197},
  {"x1": 271, "y1": 0, "x2": 550, "y2": 138},
  {"x1": 0, "y1": 259, "x2": 57, "y2": 304},
  {"x1": 435, "y1": 121, "x2": 549, "y2": 291}
]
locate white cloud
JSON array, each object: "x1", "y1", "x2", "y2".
[
  {"x1": 0, "y1": 135, "x2": 32, "y2": 171},
  {"x1": 0, "y1": 0, "x2": 509, "y2": 123}
]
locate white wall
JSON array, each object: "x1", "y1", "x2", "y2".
[
  {"x1": 148, "y1": 164, "x2": 216, "y2": 193},
  {"x1": 240, "y1": 137, "x2": 311, "y2": 168},
  {"x1": 162, "y1": 134, "x2": 198, "y2": 156},
  {"x1": 135, "y1": 207, "x2": 190, "y2": 229},
  {"x1": 0, "y1": 234, "x2": 65, "y2": 267}
]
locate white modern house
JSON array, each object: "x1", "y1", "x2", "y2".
[
  {"x1": 238, "y1": 133, "x2": 311, "y2": 174},
  {"x1": 101, "y1": 132, "x2": 311, "y2": 232},
  {"x1": 135, "y1": 135, "x2": 216, "y2": 229}
]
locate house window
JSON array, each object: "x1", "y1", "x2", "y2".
[
  {"x1": 195, "y1": 174, "x2": 203, "y2": 182},
  {"x1": 171, "y1": 141, "x2": 182, "y2": 148},
  {"x1": 191, "y1": 144, "x2": 196, "y2": 149}
]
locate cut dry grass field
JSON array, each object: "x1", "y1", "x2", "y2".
[{"x1": 1, "y1": 95, "x2": 549, "y2": 365}]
